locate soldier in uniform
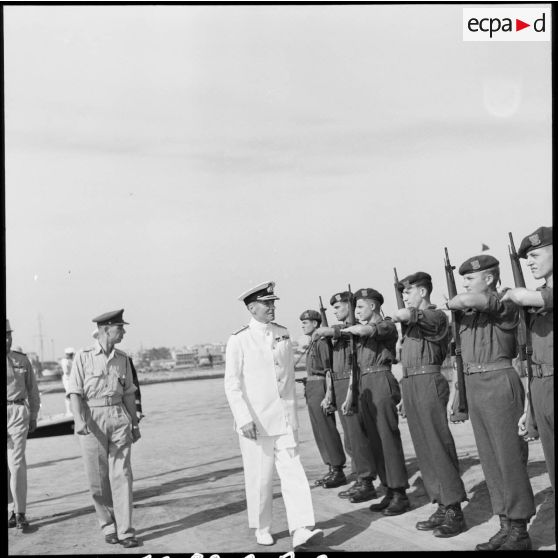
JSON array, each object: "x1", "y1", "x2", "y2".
[
  {"x1": 299, "y1": 309, "x2": 347, "y2": 488},
  {"x1": 313, "y1": 291, "x2": 379, "y2": 503},
  {"x1": 502, "y1": 226, "x2": 553, "y2": 491},
  {"x1": 447, "y1": 254, "x2": 535, "y2": 551},
  {"x1": 342, "y1": 288, "x2": 410, "y2": 516},
  {"x1": 392, "y1": 273, "x2": 467, "y2": 536},
  {"x1": 7, "y1": 319, "x2": 41, "y2": 530},
  {"x1": 68, "y1": 309, "x2": 140, "y2": 548},
  {"x1": 224, "y1": 281, "x2": 323, "y2": 550}
]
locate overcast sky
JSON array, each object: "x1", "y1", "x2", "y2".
[{"x1": 4, "y1": 3, "x2": 552, "y2": 358}]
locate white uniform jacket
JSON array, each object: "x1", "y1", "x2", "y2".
[{"x1": 224, "y1": 318, "x2": 298, "y2": 436}]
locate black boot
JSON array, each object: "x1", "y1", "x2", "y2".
[
  {"x1": 497, "y1": 520, "x2": 532, "y2": 551},
  {"x1": 8, "y1": 512, "x2": 17, "y2": 528},
  {"x1": 349, "y1": 478, "x2": 377, "y2": 503},
  {"x1": 383, "y1": 489, "x2": 410, "y2": 516},
  {"x1": 433, "y1": 503, "x2": 467, "y2": 538},
  {"x1": 416, "y1": 505, "x2": 446, "y2": 531},
  {"x1": 338, "y1": 479, "x2": 362, "y2": 499},
  {"x1": 15, "y1": 513, "x2": 29, "y2": 530},
  {"x1": 323, "y1": 466, "x2": 347, "y2": 489},
  {"x1": 314, "y1": 466, "x2": 333, "y2": 487},
  {"x1": 475, "y1": 515, "x2": 511, "y2": 551},
  {"x1": 369, "y1": 487, "x2": 393, "y2": 511}
]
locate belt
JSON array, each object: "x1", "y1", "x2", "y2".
[
  {"x1": 306, "y1": 374, "x2": 326, "y2": 382},
  {"x1": 404, "y1": 364, "x2": 441, "y2": 376},
  {"x1": 7, "y1": 399, "x2": 26, "y2": 405},
  {"x1": 361, "y1": 365, "x2": 391, "y2": 376},
  {"x1": 332, "y1": 370, "x2": 351, "y2": 381},
  {"x1": 86, "y1": 396, "x2": 123, "y2": 407},
  {"x1": 531, "y1": 363, "x2": 554, "y2": 378},
  {"x1": 464, "y1": 360, "x2": 512, "y2": 375}
]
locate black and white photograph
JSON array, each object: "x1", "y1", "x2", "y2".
[{"x1": 4, "y1": 1, "x2": 553, "y2": 554}]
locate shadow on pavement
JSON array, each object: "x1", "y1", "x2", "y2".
[{"x1": 29, "y1": 455, "x2": 82, "y2": 469}]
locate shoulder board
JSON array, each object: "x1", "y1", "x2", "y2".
[
  {"x1": 82, "y1": 346, "x2": 96, "y2": 352},
  {"x1": 11, "y1": 349, "x2": 27, "y2": 356},
  {"x1": 232, "y1": 325, "x2": 249, "y2": 335},
  {"x1": 271, "y1": 322, "x2": 287, "y2": 330},
  {"x1": 114, "y1": 348, "x2": 128, "y2": 356}
]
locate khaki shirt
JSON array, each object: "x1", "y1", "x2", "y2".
[
  {"x1": 306, "y1": 337, "x2": 332, "y2": 377},
  {"x1": 7, "y1": 350, "x2": 41, "y2": 420},
  {"x1": 458, "y1": 291, "x2": 519, "y2": 364},
  {"x1": 530, "y1": 284, "x2": 553, "y2": 366},
  {"x1": 68, "y1": 341, "x2": 136, "y2": 400},
  {"x1": 401, "y1": 305, "x2": 450, "y2": 368},
  {"x1": 356, "y1": 317, "x2": 398, "y2": 369}
]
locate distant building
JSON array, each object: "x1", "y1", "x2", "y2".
[{"x1": 172, "y1": 349, "x2": 197, "y2": 369}]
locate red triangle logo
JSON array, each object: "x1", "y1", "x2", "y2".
[{"x1": 516, "y1": 19, "x2": 530, "y2": 31}]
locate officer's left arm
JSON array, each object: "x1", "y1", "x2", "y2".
[{"x1": 24, "y1": 357, "x2": 41, "y2": 432}]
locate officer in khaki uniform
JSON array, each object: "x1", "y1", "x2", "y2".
[
  {"x1": 447, "y1": 254, "x2": 535, "y2": 551},
  {"x1": 393, "y1": 273, "x2": 467, "y2": 537},
  {"x1": 7, "y1": 319, "x2": 41, "y2": 530},
  {"x1": 299, "y1": 309, "x2": 347, "y2": 488},
  {"x1": 343, "y1": 288, "x2": 410, "y2": 516},
  {"x1": 224, "y1": 281, "x2": 323, "y2": 550},
  {"x1": 68, "y1": 309, "x2": 140, "y2": 548},
  {"x1": 503, "y1": 226, "x2": 554, "y2": 491},
  {"x1": 313, "y1": 292, "x2": 379, "y2": 503}
]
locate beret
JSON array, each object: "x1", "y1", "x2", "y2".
[
  {"x1": 458, "y1": 255, "x2": 499, "y2": 275},
  {"x1": 330, "y1": 291, "x2": 352, "y2": 305},
  {"x1": 92, "y1": 309, "x2": 129, "y2": 326},
  {"x1": 353, "y1": 288, "x2": 384, "y2": 305},
  {"x1": 299, "y1": 309, "x2": 322, "y2": 323},
  {"x1": 397, "y1": 271, "x2": 432, "y2": 292},
  {"x1": 238, "y1": 281, "x2": 280, "y2": 305},
  {"x1": 517, "y1": 226, "x2": 552, "y2": 258}
]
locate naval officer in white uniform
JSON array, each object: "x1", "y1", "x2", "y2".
[{"x1": 224, "y1": 280, "x2": 323, "y2": 549}]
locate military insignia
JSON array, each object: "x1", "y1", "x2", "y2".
[
  {"x1": 282, "y1": 334, "x2": 290, "y2": 340},
  {"x1": 529, "y1": 233, "x2": 541, "y2": 247},
  {"x1": 362, "y1": 289, "x2": 368, "y2": 297},
  {"x1": 267, "y1": 282, "x2": 275, "y2": 293},
  {"x1": 471, "y1": 259, "x2": 480, "y2": 270},
  {"x1": 335, "y1": 294, "x2": 341, "y2": 302}
]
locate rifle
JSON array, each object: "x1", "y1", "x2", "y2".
[
  {"x1": 319, "y1": 296, "x2": 329, "y2": 328},
  {"x1": 508, "y1": 232, "x2": 536, "y2": 433},
  {"x1": 444, "y1": 247, "x2": 468, "y2": 421},
  {"x1": 393, "y1": 268, "x2": 407, "y2": 370},
  {"x1": 317, "y1": 295, "x2": 336, "y2": 414},
  {"x1": 342, "y1": 284, "x2": 359, "y2": 414}
]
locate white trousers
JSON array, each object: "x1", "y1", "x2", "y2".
[
  {"x1": 238, "y1": 427, "x2": 315, "y2": 534},
  {"x1": 7, "y1": 403, "x2": 29, "y2": 513}
]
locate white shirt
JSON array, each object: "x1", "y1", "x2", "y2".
[{"x1": 224, "y1": 318, "x2": 298, "y2": 436}]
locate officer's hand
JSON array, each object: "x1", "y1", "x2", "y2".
[
  {"x1": 137, "y1": 412, "x2": 145, "y2": 423},
  {"x1": 240, "y1": 421, "x2": 258, "y2": 440},
  {"x1": 27, "y1": 419, "x2": 37, "y2": 434},
  {"x1": 131, "y1": 426, "x2": 141, "y2": 443},
  {"x1": 75, "y1": 419, "x2": 90, "y2": 435},
  {"x1": 396, "y1": 401, "x2": 406, "y2": 418},
  {"x1": 517, "y1": 412, "x2": 536, "y2": 440}
]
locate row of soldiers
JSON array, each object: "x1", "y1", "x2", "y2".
[{"x1": 296, "y1": 225, "x2": 553, "y2": 551}]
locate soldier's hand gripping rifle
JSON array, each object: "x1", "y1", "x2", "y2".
[
  {"x1": 341, "y1": 284, "x2": 359, "y2": 415},
  {"x1": 508, "y1": 232, "x2": 537, "y2": 437},
  {"x1": 318, "y1": 296, "x2": 336, "y2": 415},
  {"x1": 445, "y1": 247, "x2": 469, "y2": 422}
]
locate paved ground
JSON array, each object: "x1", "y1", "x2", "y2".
[{"x1": 8, "y1": 370, "x2": 555, "y2": 555}]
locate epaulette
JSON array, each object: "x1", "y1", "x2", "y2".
[
  {"x1": 82, "y1": 346, "x2": 96, "y2": 352},
  {"x1": 272, "y1": 322, "x2": 287, "y2": 330},
  {"x1": 232, "y1": 325, "x2": 249, "y2": 335},
  {"x1": 11, "y1": 349, "x2": 27, "y2": 356},
  {"x1": 114, "y1": 347, "x2": 128, "y2": 357}
]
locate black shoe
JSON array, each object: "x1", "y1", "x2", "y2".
[
  {"x1": 416, "y1": 505, "x2": 446, "y2": 531},
  {"x1": 383, "y1": 492, "x2": 410, "y2": 516},
  {"x1": 338, "y1": 480, "x2": 361, "y2": 499},
  {"x1": 105, "y1": 534, "x2": 120, "y2": 544},
  {"x1": 369, "y1": 488, "x2": 393, "y2": 512},
  {"x1": 475, "y1": 516, "x2": 511, "y2": 551},
  {"x1": 314, "y1": 467, "x2": 333, "y2": 487},
  {"x1": 497, "y1": 520, "x2": 531, "y2": 551},
  {"x1": 8, "y1": 512, "x2": 17, "y2": 528},
  {"x1": 433, "y1": 505, "x2": 467, "y2": 538},
  {"x1": 15, "y1": 513, "x2": 29, "y2": 530},
  {"x1": 349, "y1": 479, "x2": 378, "y2": 503},
  {"x1": 323, "y1": 467, "x2": 347, "y2": 489},
  {"x1": 120, "y1": 537, "x2": 139, "y2": 548}
]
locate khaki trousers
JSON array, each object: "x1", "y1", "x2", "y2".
[
  {"x1": 238, "y1": 427, "x2": 315, "y2": 533},
  {"x1": 7, "y1": 403, "x2": 29, "y2": 513},
  {"x1": 78, "y1": 405, "x2": 135, "y2": 540}
]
